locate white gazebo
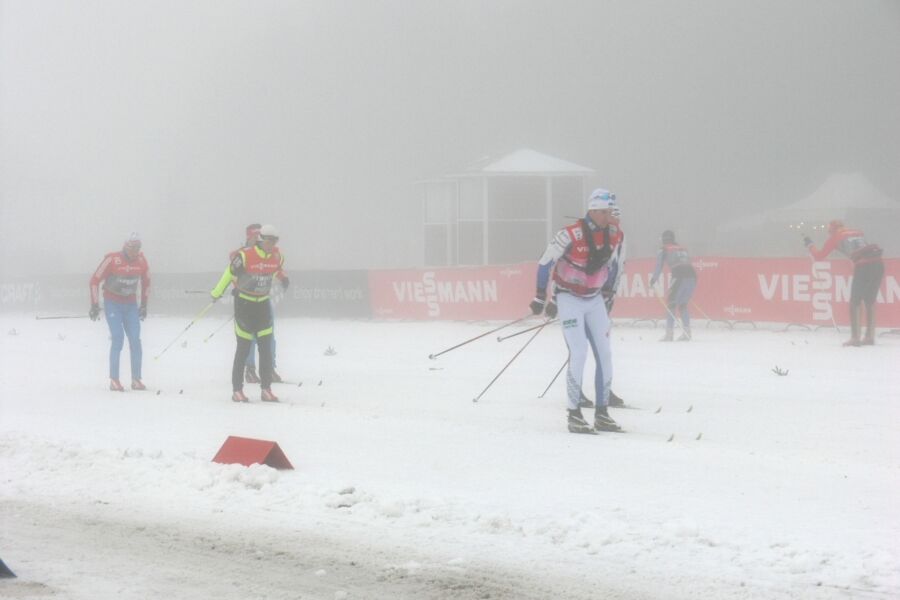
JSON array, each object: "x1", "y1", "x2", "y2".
[{"x1": 419, "y1": 148, "x2": 596, "y2": 266}]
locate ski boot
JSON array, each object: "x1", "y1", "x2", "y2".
[
  {"x1": 270, "y1": 369, "x2": 283, "y2": 384},
  {"x1": 677, "y1": 329, "x2": 692, "y2": 342},
  {"x1": 608, "y1": 389, "x2": 625, "y2": 408},
  {"x1": 131, "y1": 379, "x2": 147, "y2": 391},
  {"x1": 660, "y1": 330, "x2": 674, "y2": 342},
  {"x1": 594, "y1": 406, "x2": 623, "y2": 432},
  {"x1": 231, "y1": 390, "x2": 249, "y2": 403},
  {"x1": 261, "y1": 388, "x2": 280, "y2": 403},
  {"x1": 578, "y1": 391, "x2": 594, "y2": 409},
  {"x1": 567, "y1": 408, "x2": 593, "y2": 434},
  {"x1": 110, "y1": 379, "x2": 125, "y2": 392},
  {"x1": 244, "y1": 365, "x2": 260, "y2": 383}
]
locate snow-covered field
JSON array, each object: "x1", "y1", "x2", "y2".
[{"x1": 1, "y1": 313, "x2": 898, "y2": 600}]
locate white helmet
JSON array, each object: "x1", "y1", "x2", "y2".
[
  {"x1": 587, "y1": 188, "x2": 615, "y2": 211},
  {"x1": 259, "y1": 224, "x2": 279, "y2": 240}
]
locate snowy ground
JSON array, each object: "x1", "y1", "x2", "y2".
[{"x1": 1, "y1": 313, "x2": 898, "y2": 600}]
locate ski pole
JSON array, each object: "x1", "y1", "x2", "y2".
[
  {"x1": 154, "y1": 301, "x2": 215, "y2": 360},
  {"x1": 184, "y1": 290, "x2": 209, "y2": 294},
  {"x1": 204, "y1": 315, "x2": 234, "y2": 342},
  {"x1": 473, "y1": 319, "x2": 551, "y2": 403},
  {"x1": 656, "y1": 295, "x2": 689, "y2": 337},
  {"x1": 35, "y1": 314, "x2": 89, "y2": 320},
  {"x1": 428, "y1": 314, "x2": 531, "y2": 359},
  {"x1": 690, "y1": 300, "x2": 713, "y2": 322},
  {"x1": 498, "y1": 319, "x2": 557, "y2": 342},
  {"x1": 538, "y1": 358, "x2": 568, "y2": 398}
]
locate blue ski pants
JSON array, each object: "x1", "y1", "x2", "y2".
[{"x1": 104, "y1": 299, "x2": 142, "y2": 381}]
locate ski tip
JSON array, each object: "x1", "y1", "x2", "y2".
[
  {"x1": 654, "y1": 406, "x2": 662, "y2": 414},
  {"x1": 666, "y1": 434, "x2": 674, "y2": 442}
]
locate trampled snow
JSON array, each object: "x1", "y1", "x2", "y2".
[{"x1": 1, "y1": 314, "x2": 898, "y2": 599}]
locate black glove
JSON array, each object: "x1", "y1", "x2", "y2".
[
  {"x1": 802, "y1": 236, "x2": 813, "y2": 247},
  {"x1": 281, "y1": 276, "x2": 290, "y2": 290},
  {"x1": 529, "y1": 291, "x2": 547, "y2": 315},
  {"x1": 545, "y1": 299, "x2": 558, "y2": 319},
  {"x1": 89, "y1": 303, "x2": 100, "y2": 321},
  {"x1": 139, "y1": 304, "x2": 147, "y2": 321}
]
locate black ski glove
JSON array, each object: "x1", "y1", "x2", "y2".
[
  {"x1": 139, "y1": 304, "x2": 147, "y2": 321},
  {"x1": 545, "y1": 299, "x2": 558, "y2": 319},
  {"x1": 529, "y1": 290, "x2": 547, "y2": 315},
  {"x1": 89, "y1": 303, "x2": 100, "y2": 321}
]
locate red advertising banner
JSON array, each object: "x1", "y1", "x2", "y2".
[
  {"x1": 368, "y1": 258, "x2": 900, "y2": 327},
  {"x1": 613, "y1": 257, "x2": 900, "y2": 328},
  {"x1": 368, "y1": 263, "x2": 537, "y2": 320}
]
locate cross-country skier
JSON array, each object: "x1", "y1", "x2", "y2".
[
  {"x1": 89, "y1": 232, "x2": 151, "y2": 391},
  {"x1": 576, "y1": 199, "x2": 626, "y2": 409},
  {"x1": 531, "y1": 188, "x2": 623, "y2": 434},
  {"x1": 649, "y1": 230, "x2": 697, "y2": 341},
  {"x1": 234, "y1": 224, "x2": 284, "y2": 384},
  {"x1": 805, "y1": 220, "x2": 884, "y2": 346},
  {"x1": 211, "y1": 224, "x2": 288, "y2": 402}
]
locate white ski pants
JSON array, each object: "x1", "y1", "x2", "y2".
[{"x1": 556, "y1": 292, "x2": 612, "y2": 410}]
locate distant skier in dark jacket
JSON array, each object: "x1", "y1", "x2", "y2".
[
  {"x1": 650, "y1": 230, "x2": 697, "y2": 341},
  {"x1": 805, "y1": 220, "x2": 883, "y2": 346}
]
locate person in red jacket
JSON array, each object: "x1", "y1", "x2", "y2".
[
  {"x1": 805, "y1": 220, "x2": 884, "y2": 346},
  {"x1": 89, "y1": 233, "x2": 151, "y2": 391}
]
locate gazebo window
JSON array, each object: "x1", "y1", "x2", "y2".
[{"x1": 420, "y1": 149, "x2": 595, "y2": 266}]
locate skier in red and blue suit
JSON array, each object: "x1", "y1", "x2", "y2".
[{"x1": 89, "y1": 232, "x2": 151, "y2": 391}]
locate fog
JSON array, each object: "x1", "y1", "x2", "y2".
[{"x1": 1, "y1": 0, "x2": 899, "y2": 277}]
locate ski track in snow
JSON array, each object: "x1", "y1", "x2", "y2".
[{"x1": 1, "y1": 315, "x2": 899, "y2": 599}]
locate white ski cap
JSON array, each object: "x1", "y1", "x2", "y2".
[
  {"x1": 259, "y1": 224, "x2": 279, "y2": 239},
  {"x1": 587, "y1": 188, "x2": 615, "y2": 211}
]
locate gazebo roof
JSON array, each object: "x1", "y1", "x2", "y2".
[
  {"x1": 718, "y1": 172, "x2": 900, "y2": 232},
  {"x1": 766, "y1": 172, "x2": 900, "y2": 223},
  {"x1": 461, "y1": 148, "x2": 595, "y2": 176}
]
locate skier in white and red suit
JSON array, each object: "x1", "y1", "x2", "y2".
[{"x1": 531, "y1": 188, "x2": 624, "y2": 434}]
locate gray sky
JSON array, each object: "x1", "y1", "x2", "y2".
[{"x1": 1, "y1": 0, "x2": 899, "y2": 275}]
